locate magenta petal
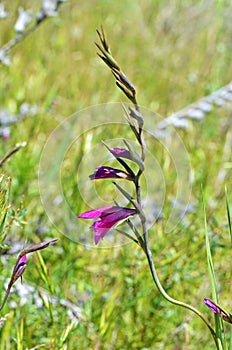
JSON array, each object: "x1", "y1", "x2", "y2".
[
  {"x1": 92, "y1": 219, "x2": 115, "y2": 231},
  {"x1": 92, "y1": 208, "x2": 136, "y2": 244},
  {"x1": 19, "y1": 255, "x2": 26, "y2": 264},
  {"x1": 92, "y1": 220, "x2": 114, "y2": 244},
  {"x1": 94, "y1": 233, "x2": 101, "y2": 244},
  {"x1": 101, "y1": 208, "x2": 136, "y2": 224},
  {"x1": 78, "y1": 206, "x2": 133, "y2": 219},
  {"x1": 14, "y1": 255, "x2": 27, "y2": 281},
  {"x1": 15, "y1": 255, "x2": 27, "y2": 272},
  {"x1": 77, "y1": 206, "x2": 115, "y2": 219},
  {"x1": 78, "y1": 206, "x2": 137, "y2": 245}
]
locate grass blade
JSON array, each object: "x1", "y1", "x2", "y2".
[
  {"x1": 225, "y1": 186, "x2": 232, "y2": 243},
  {"x1": 202, "y1": 189, "x2": 225, "y2": 348},
  {"x1": 229, "y1": 329, "x2": 232, "y2": 350}
]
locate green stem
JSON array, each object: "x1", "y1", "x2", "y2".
[
  {"x1": 0, "y1": 285, "x2": 11, "y2": 312},
  {"x1": 132, "y1": 102, "x2": 220, "y2": 349},
  {"x1": 144, "y1": 238, "x2": 221, "y2": 349}
]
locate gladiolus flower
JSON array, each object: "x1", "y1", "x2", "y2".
[
  {"x1": 78, "y1": 206, "x2": 137, "y2": 244},
  {"x1": 89, "y1": 166, "x2": 133, "y2": 180},
  {"x1": 204, "y1": 298, "x2": 232, "y2": 324}
]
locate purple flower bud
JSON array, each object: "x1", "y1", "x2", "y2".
[
  {"x1": 0, "y1": 239, "x2": 58, "y2": 311},
  {"x1": 78, "y1": 206, "x2": 137, "y2": 244},
  {"x1": 14, "y1": 255, "x2": 27, "y2": 282},
  {"x1": 110, "y1": 148, "x2": 132, "y2": 160},
  {"x1": 204, "y1": 298, "x2": 232, "y2": 324},
  {"x1": 89, "y1": 166, "x2": 133, "y2": 180}
]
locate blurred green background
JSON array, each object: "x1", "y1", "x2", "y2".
[{"x1": 0, "y1": 1, "x2": 232, "y2": 349}]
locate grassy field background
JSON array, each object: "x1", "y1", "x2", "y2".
[{"x1": 1, "y1": 1, "x2": 232, "y2": 349}]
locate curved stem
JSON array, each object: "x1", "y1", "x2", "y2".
[
  {"x1": 95, "y1": 27, "x2": 220, "y2": 348},
  {"x1": 131, "y1": 102, "x2": 220, "y2": 349},
  {"x1": 144, "y1": 238, "x2": 221, "y2": 349}
]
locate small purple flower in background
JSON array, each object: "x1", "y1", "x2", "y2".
[
  {"x1": 89, "y1": 166, "x2": 133, "y2": 180},
  {"x1": 110, "y1": 148, "x2": 132, "y2": 160},
  {"x1": 1, "y1": 127, "x2": 10, "y2": 142},
  {"x1": 14, "y1": 255, "x2": 27, "y2": 283},
  {"x1": 0, "y1": 255, "x2": 27, "y2": 311},
  {"x1": 204, "y1": 298, "x2": 232, "y2": 324},
  {"x1": 78, "y1": 206, "x2": 137, "y2": 244},
  {"x1": 0, "y1": 238, "x2": 58, "y2": 311}
]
